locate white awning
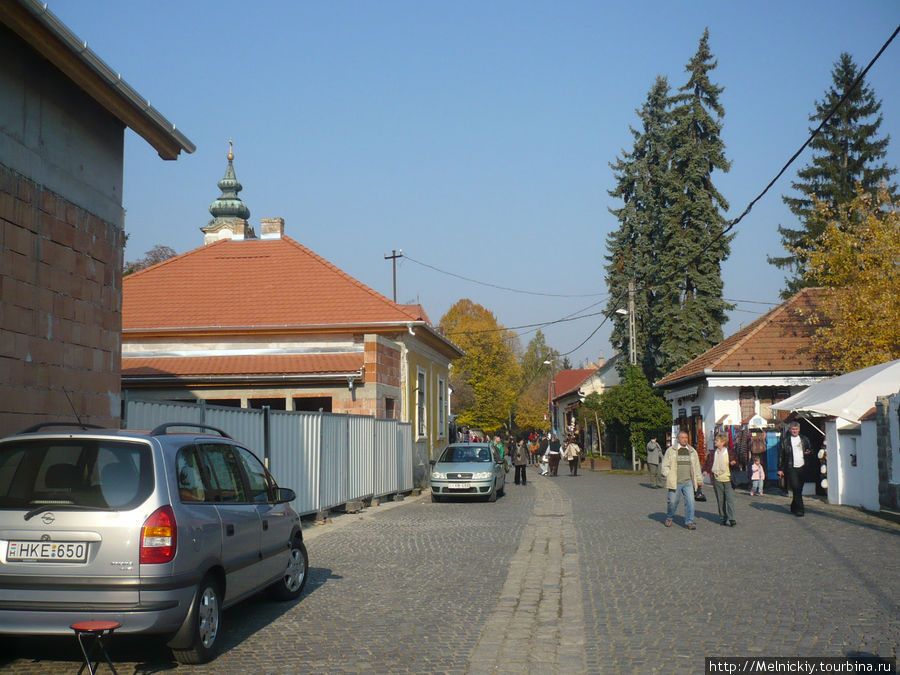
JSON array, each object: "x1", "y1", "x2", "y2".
[
  {"x1": 770, "y1": 359, "x2": 900, "y2": 422},
  {"x1": 664, "y1": 386, "x2": 698, "y2": 402}
]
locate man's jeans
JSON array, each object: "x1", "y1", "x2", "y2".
[{"x1": 667, "y1": 481, "x2": 695, "y2": 524}]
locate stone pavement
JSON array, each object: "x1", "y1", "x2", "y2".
[
  {"x1": 1, "y1": 469, "x2": 897, "y2": 673},
  {"x1": 466, "y1": 476, "x2": 585, "y2": 673}
]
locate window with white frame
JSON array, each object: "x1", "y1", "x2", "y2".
[
  {"x1": 416, "y1": 369, "x2": 427, "y2": 437},
  {"x1": 437, "y1": 376, "x2": 445, "y2": 437}
]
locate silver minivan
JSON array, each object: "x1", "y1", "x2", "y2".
[{"x1": 0, "y1": 422, "x2": 307, "y2": 664}]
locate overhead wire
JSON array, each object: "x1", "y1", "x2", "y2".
[
  {"x1": 418, "y1": 25, "x2": 900, "y2": 360},
  {"x1": 556, "y1": 23, "x2": 900, "y2": 358},
  {"x1": 401, "y1": 253, "x2": 607, "y2": 298}
]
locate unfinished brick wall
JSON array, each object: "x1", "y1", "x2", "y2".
[
  {"x1": 875, "y1": 395, "x2": 900, "y2": 511},
  {"x1": 0, "y1": 163, "x2": 123, "y2": 434},
  {"x1": 364, "y1": 339, "x2": 401, "y2": 387}
]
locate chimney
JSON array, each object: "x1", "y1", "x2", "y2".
[{"x1": 260, "y1": 217, "x2": 285, "y2": 239}]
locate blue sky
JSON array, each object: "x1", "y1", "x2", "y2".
[{"x1": 50, "y1": 1, "x2": 900, "y2": 366}]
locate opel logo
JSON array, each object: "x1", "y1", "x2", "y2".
[
  {"x1": 40, "y1": 534, "x2": 51, "y2": 541},
  {"x1": 41, "y1": 512, "x2": 55, "y2": 525}
]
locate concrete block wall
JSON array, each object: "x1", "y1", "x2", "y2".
[
  {"x1": 0, "y1": 163, "x2": 123, "y2": 435},
  {"x1": 875, "y1": 395, "x2": 900, "y2": 511}
]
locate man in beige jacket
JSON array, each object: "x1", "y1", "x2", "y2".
[{"x1": 660, "y1": 430, "x2": 703, "y2": 530}]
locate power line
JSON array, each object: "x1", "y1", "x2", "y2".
[
  {"x1": 573, "y1": 25, "x2": 900, "y2": 362},
  {"x1": 723, "y1": 297, "x2": 781, "y2": 306},
  {"x1": 721, "y1": 22, "x2": 900, "y2": 237},
  {"x1": 444, "y1": 308, "x2": 609, "y2": 337},
  {"x1": 437, "y1": 26, "x2": 900, "y2": 362},
  {"x1": 402, "y1": 253, "x2": 606, "y2": 298}
]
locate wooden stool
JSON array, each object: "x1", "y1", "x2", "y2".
[{"x1": 70, "y1": 620, "x2": 120, "y2": 675}]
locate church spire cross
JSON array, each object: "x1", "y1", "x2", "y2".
[{"x1": 208, "y1": 139, "x2": 250, "y2": 224}]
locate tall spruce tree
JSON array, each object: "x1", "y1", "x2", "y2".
[
  {"x1": 771, "y1": 52, "x2": 897, "y2": 296},
  {"x1": 605, "y1": 76, "x2": 673, "y2": 382},
  {"x1": 656, "y1": 28, "x2": 733, "y2": 378}
]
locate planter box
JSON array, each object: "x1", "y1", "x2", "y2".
[{"x1": 589, "y1": 457, "x2": 612, "y2": 471}]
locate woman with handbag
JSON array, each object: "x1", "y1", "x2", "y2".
[
  {"x1": 546, "y1": 432, "x2": 562, "y2": 476},
  {"x1": 563, "y1": 436, "x2": 582, "y2": 476}
]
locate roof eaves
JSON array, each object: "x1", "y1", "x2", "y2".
[
  {"x1": 3, "y1": 0, "x2": 195, "y2": 159},
  {"x1": 654, "y1": 288, "x2": 826, "y2": 388}
]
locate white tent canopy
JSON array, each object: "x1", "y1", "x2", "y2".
[{"x1": 770, "y1": 358, "x2": 900, "y2": 422}]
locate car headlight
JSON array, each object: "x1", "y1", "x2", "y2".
[
  {"x1": 431, "y1": 471, "x2": 447, "y2": 480},
  {"x1": 472, "y1": 471, "x2": 493, "y2": 480}
]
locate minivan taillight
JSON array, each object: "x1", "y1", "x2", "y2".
[{"x1": 140, "y1": 505, "x2": 177, "y2": 564}]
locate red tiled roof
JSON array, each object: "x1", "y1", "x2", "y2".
[
  {"x1": 655, "y1": 288, "x2": 831, "y2": 388},
  {"x1": 122, "y1": 353, "x2": 364, "y2": 378},
  {"x1": 400, "y1": 304, "x2": 432, "y2": 324},
  {"x1": 123, "y1": 237, "x2": 420, "y2": 331},
  {"x1": 553, "y1": 369, "x2": 598, "y2": 399},
  {"x1": 859, "y1": 407, "x2": 878, "y2": 422}
]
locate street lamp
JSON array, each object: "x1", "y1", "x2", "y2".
[
  {"x1": 615, "y1": 280, "x2": 637, "y2": 366},
  {"x1": 617, "y1": 281, "x2": 639, "y2": 469},
  {"x1": 543, "y1": 359, "x2": 555, "y2": 433}
]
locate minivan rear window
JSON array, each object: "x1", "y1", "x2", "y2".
[{"x1": 0, "y1": 439, "x2": 153, "y2": 510}]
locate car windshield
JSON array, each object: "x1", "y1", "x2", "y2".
[
  {"x1": 438, "y1": 445, "x2": 493, "y2": 463},
  {"x1": 0, "y1": 438, "x2": 154, "y2": 510}
]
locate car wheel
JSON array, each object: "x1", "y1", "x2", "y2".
[
  {"x1": 269, "y1": 538, "x2": 308, "y2": 601},
  {"x1": 431, "y1": 492, "x2": 442, "y2": 503},
  {"x1": 487, "y1": 484, "x2": 497, "y2": 502},
  {"x1": 498, "y1": 478, "x2": 505, "y2": 497},
  {"x1": 171, "y1": 577, "x2": 222, "y2": 664}
]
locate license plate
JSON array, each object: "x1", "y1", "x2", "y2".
[
  {"x1": 447, "y1": 482, "x2": 471, "y2": 489},
  {"x1": 7, "y1": 541, "x2": 88, "y2": 563}
]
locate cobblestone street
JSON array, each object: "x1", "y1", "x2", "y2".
[{"x1": 2, "y1": 470, "x2": 898, "y2": 673}]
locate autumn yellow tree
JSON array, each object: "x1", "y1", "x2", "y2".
[
  {"x1": 513, "y1": 330, "x2": 556, "y2": 432},
  {"x1": 439, "y1": 299, "x2": 521, "y2": 434},
  {"x1": 514, "y1": 382, "x2": 550, "y2": 433},
  {"x1": 800, "y1": 186, "x2": 900, "y2": 372}
]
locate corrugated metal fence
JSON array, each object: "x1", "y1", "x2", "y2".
[{"x1": 123, "y1": 399, "x2": 415, "y2": 516}]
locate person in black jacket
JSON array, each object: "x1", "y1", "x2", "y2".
[{"x1": 778, "y1": 421, "x2": 812, "y2": 516}]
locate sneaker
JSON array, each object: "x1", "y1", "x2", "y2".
[
  {"x1": 748, "y1": 492, "x2": 754, "y2": 496},
  {"x1": 686, "y1": 523, "x2": 696, "y2": 530},
  {"x1": 664, "y1": 519, "x2": 673, "y2": 528},
  {"x1": 729, "y1": 520, "x2": 736, "y2": 527},
  {"x1": 759, "y1": 492, "x2": 764, "y2": 496}
]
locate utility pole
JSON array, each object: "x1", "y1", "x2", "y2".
[
  {"x1": 627, "y1": 279, "x2": 637, "y2": 366},
  {"x1": 384, "y1": 249, "x2": 403, "y2": 303}
]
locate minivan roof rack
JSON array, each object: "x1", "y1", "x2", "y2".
[
  {"x1": 150, "y1": 423, "x2": 232, "y2": 439},
  {"x1": 19, "y1": 422, "x2": 104, "y2": 433}
]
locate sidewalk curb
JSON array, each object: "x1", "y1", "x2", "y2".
[{"x1": 301, "y1": 489, "x2": 430, "y2": 542}]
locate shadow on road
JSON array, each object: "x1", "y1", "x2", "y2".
[
  {"x1": 747, "y1": 500, "x2": 900, "y2": 536},
  {"x1": 0, "y1": 567, "x2": 340, "y2": 671}
]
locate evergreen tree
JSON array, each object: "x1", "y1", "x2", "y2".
[
  {"x1": 771, "y1": 52, "x2": 897, "y2": 296},
  {"x1": 656, "y1": 28, "x2": 733, "y2": 378},
  {"x1": 597, "y1": 365, "x2": 670, "y2": 461},
  {"x1": 605, "y1": 76, "x2": 673, "y2": 382},
  {"x1": 606, "y1": 29, "x2": 732, "y2": 383}
]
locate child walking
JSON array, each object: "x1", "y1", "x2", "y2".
[{"x1": 749, "y1": 455, "x2": 765, "y2": 496}]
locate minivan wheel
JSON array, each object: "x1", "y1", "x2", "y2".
[
  {"x1": 270, "y1": 538, "x2": 308, "y2": 601},
  {"x1": 487, "y1": 484, "x2": 497, "y2": 502},
  {"x1": 171, "y1": 578, "x2": 221, "y2": 664},
  {"x1": 431, "y1": 492, "x2": 441, "y2": 503}
]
